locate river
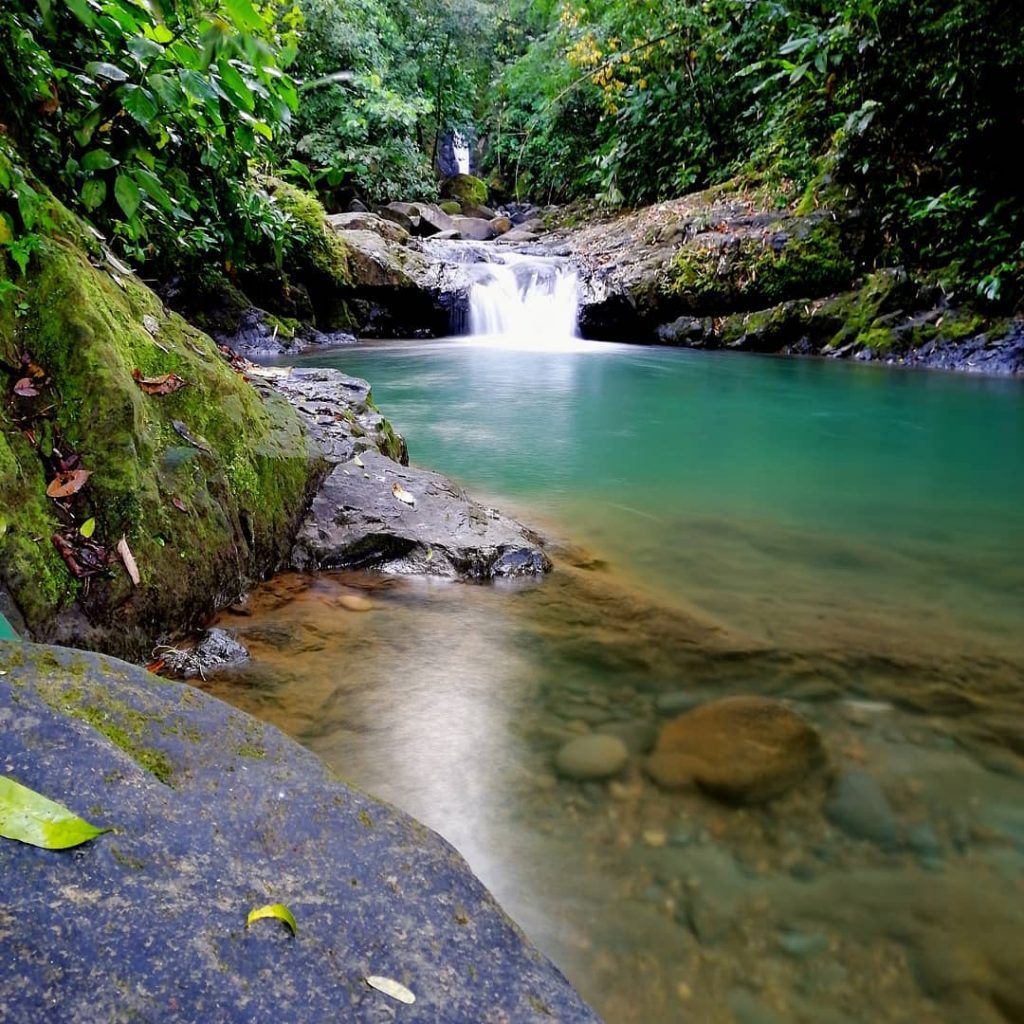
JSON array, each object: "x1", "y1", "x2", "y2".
[{"x1": 203, "y1": 334, "x2": 1024, "y2": 1023}]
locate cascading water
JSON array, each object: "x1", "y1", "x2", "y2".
[{"x1": 466, "y1": 253, "x2": 580, "y2": 341}]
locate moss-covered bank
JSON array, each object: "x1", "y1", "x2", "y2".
[{"x1": 0, "y1": 146, "x2": 322, "y2": 658}]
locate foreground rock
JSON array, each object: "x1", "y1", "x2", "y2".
[
  {"x1": 0, "y1": 642, "x2": 599, "y2": 1023},
  {"x1": 647, "y1": 696, "x2": 827, "y2": 804},
  {"x1": 252, "y1": 368, "x2": 551, "y2": 580}
]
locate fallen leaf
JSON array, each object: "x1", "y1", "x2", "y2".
[
  {"x1": 338, "y1": 594, "x2": 373, "y2": 613},
  {"x1": 246, "y1": 903, "x2": 297, "y2": 936},
  {"x1": 79, "y1": 517, "x2": 96, "y2": 539},
  {"x1": 14, "y1": 378, "x2": 39, "y2": 397},
  {"x1": 142, "y1": 314, "x2": 160, "y2": 335},
  {"x1": 171, "y1": 497, "x2": 189, "y2": 514},
  {"x1": 46, "y1": 469, "x2": 91, "y2": 499},
  {"x1": 116, "y1": 535, "x2": 140, "y2": 586},
  {"x1": 132, "y1": 369, "x2": 187, "y2": 396},
  {"x1": 392, "y1": 482, "x2": 416, "y2": 507},
  {"x1": 103, "y1": 248, "x2": 132, "y2": 276},
  {"x1": 352, "y1": 454, "x2": 364, "y2": 468},
  {"x1": 145, "y1": 658, "x2": 165, "y2": 674},
  {"x1": 52, "y1": 534, "x2": 85, "y2": 578},
  {"x1": 0, "y1": 775, "x2": 110, "y2": 850},
  {"x1": 365, "y1": 976, "x2": 415, "y2": 1005}
]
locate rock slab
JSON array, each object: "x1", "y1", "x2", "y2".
[
  {"x1": 647, "y1": 695, "x2": 827, "y2": 804},
  {"x1": 0, "y1": 642, "x2": 600, "y2": 1024},
  {"x1": 253, "y1": 367, "x2": 551, "y2": 581}
]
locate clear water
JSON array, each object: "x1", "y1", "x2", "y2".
[{"x1": 207, "y1": 339, "x2": 1024, "y2": 1024}]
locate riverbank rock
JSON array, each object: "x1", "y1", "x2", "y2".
[
  {"x1": 555, "y1": 735, "x2": 628, "y2": 780},
  {"x1": 547, "y1": 182, "x2": 1016, "y2": 374},
  {"x1": 646, "y1": 696, "x2": 827, "y2": 804},
  {"x1": 0, "y1": 146, "x2": 318, "y2": 661},
  {"x1": 824, "y1": 769, "x2": 899, "y2": 848},
  {"x1": 0, "y1": 642, "x2": 600, "y2": 1024},
  {"x1": 251, "y1": 368, "x2": 551, "y2": 581}
]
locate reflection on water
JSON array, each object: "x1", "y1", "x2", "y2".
[{"x1": 202, "y1": 341, "x2": 1024, "y2": 1023}]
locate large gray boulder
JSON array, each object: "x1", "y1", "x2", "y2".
[
  {"x1": 0, "y1": 642, "x2": 600, "y2": 1023},
  {"x1": 451, "y1": 216, "x2": 497, "y2": 242},
  {"x1": 250, "y1": 368, "x2": 551, "y2": 581}
]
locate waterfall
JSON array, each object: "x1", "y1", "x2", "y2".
[{"x1": 465, "y1": 251, "x2": 580, "y2": 343}]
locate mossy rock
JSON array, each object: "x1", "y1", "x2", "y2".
[
  {"x1": 440, "y1": 174, "x2": 488, "y2": 207},
  {"x1": 661, "y1": 216, "x2": 855, "y2": 313},
  {"x1": 440, "y1": 200, "x2": 462, "y2": 216},
  {"x1": 0, "y1": 148, "x2": 320, "y2": 658}
]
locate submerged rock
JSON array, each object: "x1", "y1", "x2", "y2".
[
  {"x1": 554, "y1": 735, "x2": 629, "y2": 780},
  {"x1": 0, "y1": 643, "x2": 600, "y2": 1024},
  {"x1": 646, "y1": 695, "x2": 827, "y2": 804},
  {"x1": 824, "y1": 769, "x2": 899, "y2": 848}
]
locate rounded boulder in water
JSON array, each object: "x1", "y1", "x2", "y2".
[
  {"x1": 647, "y1": 695, "x2": 827, "y2": 804},
  {"x1": 555, "y1": 734, "x2": 629, "y2": 781}
]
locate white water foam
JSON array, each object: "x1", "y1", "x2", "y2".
[{"x1": 466, "y1": 250, "x2": 581, "y2": 347}]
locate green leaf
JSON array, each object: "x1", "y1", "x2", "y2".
[
  {"x1": 114, "y1": 173, "x2": 141, "y2": 219},
  {"x1": 127, "y1": 36, "x2": 164, "y2": 64},
  {"x1": 82, "y1": 149, "x2": 119, "y2": 171},
  {"x1": 86, "y1": 62, "x2": 130, "y2": 83},
  {"x1": 64, "y1": 0, "x2": 97, "y2": 28},
  {"x1": 246, "y1": 903, "x2": 297, "y2": 935},
  {"x1": 0, "y1": 776, "x2": 110, "y2": 849},
  {"x1": 81, "y1": 178, "x2": 107, "y2": 211},
  {"x1": 223, "y1": 0, "x2": 265, "y2": 32},
  {"x1": 217, "y1": 59, "x2": 255, "y2": 112},
  {"x1": 79, "y1": 517, "x2": 96, "y2": 539},
  {"x1": 121, "y1": 84, "x2": 158, "y2": 123}
]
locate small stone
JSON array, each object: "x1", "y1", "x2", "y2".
[
  {"x1": 906, "y1": 822, "x2": 943, "y2": 859},
  {"x1": 825, "y1": 769, "x2": 899, "y2": 848},
  {"x1": 642, "y1": 829, "x2": 668, "y2": 848},
  {"x1": 554, "y1": 734, "x2": 628, "y2": 781},
  {"x1": 777, "y1": 929, "x2": 829, "y2": 959},
  {"x1": 677, "y1": 982, "x2": 692, "y2": 1001},
  {"x1": 668, "y1": 826, "x2": 697, "y2": 848},
  {"x1": 338, "y1": 593, "x2": 374, "y2": 612},
  {"x1": 564, "y1": 719, "x2": 591, "y2": 735},
  {"x1": 654, "y1": 691, "x2": 702, "y2": 714}
]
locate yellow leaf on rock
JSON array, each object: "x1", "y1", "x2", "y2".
[{"x1": 246, "y1": 903, "x2": 297, "y2": 936}]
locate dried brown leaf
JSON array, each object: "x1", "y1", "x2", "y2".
[
  {"x1": 116, "y1": 535, "x2": 140, "y2": 586},
  {"x1": 46, "y1": 469, "x2": 91, "y2": 499}
]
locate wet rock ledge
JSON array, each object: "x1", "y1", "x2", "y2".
[
  {"x1": 252, "y1": 366, "x2": 551, "y2": 580},
  {"x1": 0, "y1": 642, "x2": 598, "y2": 1023}
]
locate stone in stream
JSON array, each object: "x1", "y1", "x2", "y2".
[
  {"x1": 646, "y1": 696, "x2": 827, "y2": 804},
  {"x1": 554, "y1": 734, "x2": 629, "y2": 781},
  {"x1": 824, "y1": 769, "x2": 899, "y2": 848},
  {"x1": 0, "y1": 643, "x2": 600, "y2": 1024},
  {"x1": 451, "y1": 215, "x2": 497, "y2": 241},
  {"x1": 161, "y1": 627, "x2": 249, "y2": 679}
]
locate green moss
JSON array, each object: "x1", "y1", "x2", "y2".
[
  {"x1": 267, "y1": 179, "x2": 352, "y2": 286},
  {"x1": 0, "y1": 147, "x2": 317, "y2": 654},
  {"x1": 663, "y1": 218, "x2": 855, "y2": 312},
  {"x1": 440, "y1": 174, "x2": 488, "y2": 207},
  {"x1": 110, "y1": 844, "x2": 147, "y2": 871},
  {"x1": 37, "y1": 676, "x2": 175, "y2": 784},
  {"x1": 357, "y1": 809, "x2": 373, "y2": 829},
  {"x1": 439, "y1": 201, "x2": 462, "y2": 215}
]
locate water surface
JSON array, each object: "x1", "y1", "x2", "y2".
[{"x1": 206, "y1": 340, "x2": 1024, "y2": 1023}]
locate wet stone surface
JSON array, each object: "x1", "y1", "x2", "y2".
[{"x1": 0, "y1": 642, "x2": 600, "y2": 1024}]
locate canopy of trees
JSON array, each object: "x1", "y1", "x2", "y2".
[{"x1": 1, "y1": 0, "x2": 1021, "y2": 304}]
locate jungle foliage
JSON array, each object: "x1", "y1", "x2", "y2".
[{"x1": 488, "y1": 0, "x2": 1024, "y2": 303}]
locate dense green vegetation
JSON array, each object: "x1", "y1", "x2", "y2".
[
  {"x1": 1, "y1": 0, "x2": 1021, "y2": 303},
  {"x1": 489, "y1": 0, "x2": 1024, "y2": 303}
]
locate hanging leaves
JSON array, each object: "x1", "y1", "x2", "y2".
[
  {"x1": 46, "y1": 469, "x2": 91, "y2": 499},
  {"x1": 132, "y1": 369, "x2": 188, "y2": 396},
  {"x1": 246, "y1": 903, "x2": 297, "y2": 936},
  {"x1": 391, "y1": 482, "x2": 416, "y2": 507},
  {"x1": 0, "y1": 775, "x2": 110, "y2": 850},
  {"x1": 365, "y1": 976, "x2": 416, "y2": 1005}
]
